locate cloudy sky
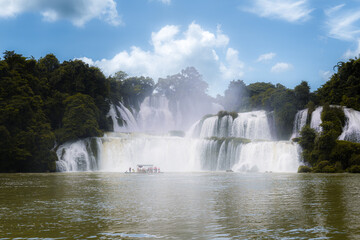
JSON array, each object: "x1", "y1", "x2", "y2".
[{"x1": 1, "y1": 0, "x2": 360, "y2": 96}]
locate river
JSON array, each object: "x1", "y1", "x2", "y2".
[{"x1": 1, "y1": 172, "x2": 360, "y2": 239}]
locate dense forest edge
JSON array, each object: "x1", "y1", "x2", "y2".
[{"x1": 1, "y1": 51, "x2": 360, "y2": 173}]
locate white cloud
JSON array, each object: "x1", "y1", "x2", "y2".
[
  {"x1": 325, "y1": 4, "x2": 360, "y2": 41},
  {"x1": 271, "y1": 62, "x2": 293, "y2": 72},
  {"x1": 257, "y1": 52, "x2": 276, "y2": 62},
  {"x1": 78, "y1": 23, "x2": 245, "y2": 94},
  {"x1": 0, "y1": 0, "x2": 121, "y2": 26},
  {"x1": 243, "y1": 0, "x2": 313, "y2": 23},
  {"x1": 149, "y1": 0, "x2": 171, "y2": 4},
  {"x1": 324, "y1": 4, "x2": 345, "y2": 16},
  {"x1": 220, "y1": 48, "x2": 245, "y2": 80},
  {"x1": 319, "y1": 70, "x2": 333, "y2": 82},
  {"x1": 343, "y1": 39, "x2": 360, "y2": 59},
  {"x1": 158, "y1": 0, "x2": 171, "y2": 4}
]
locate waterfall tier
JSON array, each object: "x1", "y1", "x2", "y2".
[
  {"x1": 107, "y1": 102, "x2": 138, "y2": 132},
  {"x1": 310, "y1": 106, "x2": 323, "y2": 132},
  {"x1": 339, "y1": 108, "x2": 360, "y2": 142},
  {"x1": 56, "y1": 134, "x2": 300, "y2": 173},
  {"x1": 291, "y1": 109, "x2": 308, "y2": 139},
  {"x1": 189, "y1": 110, "x2": 274, "y2": 140}
]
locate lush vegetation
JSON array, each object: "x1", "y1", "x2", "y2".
[
  {"x1": 217, "y1": 58, "x2": 360, "y2": 173},
  {"x1": 0, "y1": 51, "x2": 153, "y2": 172},
  {"x1": 1, "y1": 50, "x2": 360, "y2": 173},
  {"x1": 295, "y1": 58, "x2": 360, "y2": 173},
  {"x1": 218, "y1": 80, "x2": 310, "y2": 139},
  {"x1": 316, "y1": 59, "x2": 360, "y2": 110}
]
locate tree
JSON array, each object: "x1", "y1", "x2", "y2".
[
  {"x1": 299, "y1": 125, "x2": 316, "y2": 151},
  {"x1": 59, "y1": 93, "x2": 103, "y2": 143},
  {"x1": 222, "y1": 80, "x2": 249, "y2": 111},
  {"x1": 294, "y1": 81, "x2": 310, "y2": 109}
]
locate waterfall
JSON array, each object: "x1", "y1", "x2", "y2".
[
  {"x1": 108, "y1": 102, "x2": 138, "y2": 132},
  {"x1": 137, "y1": 96, "x2": 176, "y2": 133},
  {"x1": 232, "y1": 141, "x2": 300, "y2": 172},
  {"x1": 310, "y1": 106, "x2": 323, "y2": 132},
  {"x1": 190, "y1": 110, "x2": 273, "y2": 140},
  {"x1": 305, "y1": 106, "x2": 360, "y2": 142},
  {"x1": 57, "y1": 107, "x2": 301, "y2": 173},
  {"x1": 339, "y1": 108, "x2": 360, "y2": 142},
  {"x1": 232, "y1": 111, "x2": 273, "y2": 140},
  {"x1": 56, "y1": 138, "x2": 102, "y2": 172},
  {"x1": 290, "y1": 109, "x2": 308, "y2": 139}
]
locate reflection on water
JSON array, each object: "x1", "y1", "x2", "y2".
[{"x1": 0, "y1": 173, "x2": 360, "y2": 239}]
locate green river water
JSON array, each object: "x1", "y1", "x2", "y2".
[{"x1": 0, "y1": 172, "x2": 360, "y2": 239}]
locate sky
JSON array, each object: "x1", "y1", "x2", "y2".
[{"x1": 1, "y1": 0, "x2": 360, "y2": 96}]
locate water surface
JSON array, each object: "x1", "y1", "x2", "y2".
[{"x1": 1, "y1": 173, "x2": 360, "y2": 239}]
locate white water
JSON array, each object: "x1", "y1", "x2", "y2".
[
  {"x1": 136, "y1": 95, "x2": 224, "y2": 133},
  {"x1": 56, "y1": 138, "x2": 102, "y2": 172},
  {"x1": 232, "y1": 141, "x2": 300, "y2": 172},
  {"x1": 339, "y1": 108, "x2": 360, "y2": 142},
  {"x1": 137, "y1": 96, "x2": 176, "y2": 133},
  {"x1": 100, "y1": 133, "x2": 201, "y2": 172},
  {"x1": 57, "y1": 106, "x2": 301, "y2": 173},
  {"x1": 108, "y1": 102, "x2": 138, "y2": 132},
  {"x1": 310, "y1": 106, "x2": 323, "y2": 132},
  {"x1": 291, "y1": 109, "x2": 308, "y2": 139},
  {"x1": 300, "y1": 106, "x2": 360, "y2": 143},
  {"x1": 190, "y1": 110, "x2": 273, "y2": 140}
]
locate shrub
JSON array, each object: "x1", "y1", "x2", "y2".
[
  {"x1": 298, "y1": 165, "x2": 312, "y2": 173},
  {"x1": 348, "y1": 165, "x2": 360, "y2": 173},
  {"x1": 322, "y1": 165, "x2": 336, "y2": 173},
  {"x1": 313, "y1": 160, "x2": 331, "y2": 173},
  {"x1": 217, "y1": 111, "x2": 238, "y2": 119}
]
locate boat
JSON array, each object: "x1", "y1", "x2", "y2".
[{"x1": 125, "y1": 164, "x2": 162, "y2": 174}]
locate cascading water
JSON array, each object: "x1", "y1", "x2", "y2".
[
  {"x1": 185, "y1": 110, "x2": 300, "y2": 172},
  {"x1": 56, "y1": 99, "x2": 301, "y2": 173},
  {"x1": 339, "y1": 108, "x2": 360, "y2": 142},
  {"x1": 108, "y1": 102, "x2": 138, "y2": 132},
  {"x1": 137, "y1": 96, "x2": 176, "y2": 133},
  {"x1": 310, "y1": 106, "x2": 323, "y2": 132},
  {"x1": 190, "y1": 110, "x2": 273, "y2": 140},
  {"x1": 232, "y1": 141, "x2": 300, "y2": 172},
  {"x1": 290, "y1": 109, "x2": 308, "y2": 139},
  {"x1": 56, "y1": 138, "x2": 102, "y2": 172},
  {"x1": 295, "y1": 106, "x2": 360, "y2": 143}
]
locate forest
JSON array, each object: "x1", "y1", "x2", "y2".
[{"x1": 0, "y1": 51, "x2": 360, "y2": 172}]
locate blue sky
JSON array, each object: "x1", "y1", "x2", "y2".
[{"x1": 1, "y1": 0, "x2": 360, "y2": 96}]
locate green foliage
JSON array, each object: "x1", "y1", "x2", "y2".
[
  {"x1": 306, "y1": 101, "x2": 316, "y2": 125},
  {"x1": 299, "y1": 125, "x2": 316, "y2": 151},
  {"x1": 157, "y1": 67, "x2": 208, "y2": 100},
  {"x1": 217, "y1": 111, "x2": 238, "y2": 119},
  {"x1": 207, "y1": 136, "x2": 251, "y2": 144},
  {"x1": 313, "y1": 161, "x2": 333, "y2": 173},
  {"x1": 321, "y1": 104, "x2": 345, "y2": 137},
  {"x1": 294, "y1": 81, "x2": 310, "y2": 109},
  {"x1": 348, "y1": 165, "x2": 360, "y2": 173},
  {"x1": 110, "y1": 72, "x2": 154, "y2": 110},
  {"x1": 59, "y1": 93, "x2": 103, "y2": 143},
  {"x1": 317, "y1": 58, "x2": 360, "y2": 111},
  {"x1": 155, "y1": 67, "x2": 215, "y2": 120},
  {"x1": 0, "y1": 51, "x2": 58, "y2": 172},
  {"x1": 0, "y1": 51, "x2": 116, "y2": 172},
  {"x1": 298, "y1": 165, "x2": 312, "y2": 173},
  {"x1": 221, "y1": 80, "x2": 249, "y2": 111},
  {"x1": 330, "y1": 141, "x2": 360, "y2": 170}
]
